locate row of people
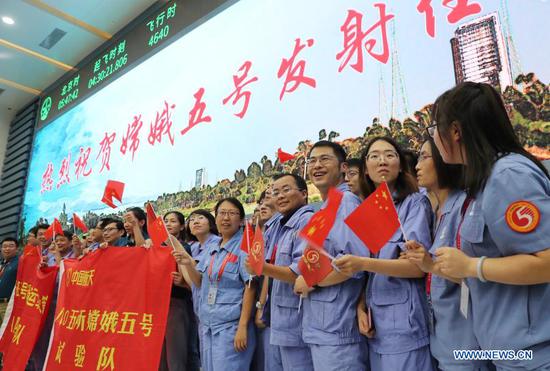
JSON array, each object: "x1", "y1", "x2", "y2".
[
  {"x1": 12, "y1": 82, "x2": 550, "y2": 370},
  {"x1": 171, "y1": 82, "x2": 549, "y2": 371}
]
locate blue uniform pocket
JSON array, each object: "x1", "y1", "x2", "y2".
[
  {"x1": 460, "y1": 212, "x2": 485, "y2": 244},
  {"x1": 372, "y1": 287, "x2": 408, "y2": 305},
  {"x1": 216, "y1": 290, "x2": 243, "y2": 304}
]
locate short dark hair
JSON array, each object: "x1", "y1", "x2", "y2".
[
  {"x1": 214, "y1": 197, "x2": 245, "y2": 219},
  {"x1": 163, "y1": 211, "x2": 186, "y2": 242},
  {"x1": 258, "y1": 190, "x2": 267, "y2": 204},
  {"x1": 102, "y1": 218, "x2": 125, "y2": 232},
  {"x1": 308, "y1": 140, "x2": 347, "y2": 164},
  {"x1": 55, "y1": 230, "x2": 73, "y2": 240},
  {"x1": 359, "y1": 136, "x2": 418, "y2": 203},
  {"x1": 185, "y1": 209, "x2": 218, "y2": 242},
  {"x1": 127, "y1": 207, "x2": 148, "y2": 233},
  {"x1": 423, "y1": 136, "x2": 464, "y2": 189},
  {"x1": 1, "y1": 237, "x2": 18, "y2": 246},
  {"x1": 28, "y1": 226, "x2": 38, "y2": 235},
  {"x1": 434, "y1": 82, "x2": 549, "y2": 196},
  {"x1": 273, "y1": 173, "x2": 308, "y2": 192},
  {"x1": 36, "y1": 223, "x2": 50, "y2": 232},
  {"x1": 346, "y1": 158, "x2": 362, "y2": 169}
]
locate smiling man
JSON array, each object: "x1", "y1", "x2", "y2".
[{"x1": 294, "y1": 140, "x2": 370, "y2": 370}]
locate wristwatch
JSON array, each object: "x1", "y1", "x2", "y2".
[{"x1": 255, "y1": 301, "x2": 264, "y2": 310}]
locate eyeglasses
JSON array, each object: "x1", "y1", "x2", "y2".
[
  {"x1": 306, "y1": 155, "x2": 336, "y2": 166},
  {"x1": 272, "y1": 187, "x2": 300, "y2": 197},
  {"x1": 217, "y1": 210, "x2": 240, "y2": 218},
  {"x1": 426, "y1": 122, "x2": 437, "y2": 137},
  {"x1": 366, "y1": 150, "x2": 399, "y2": 162}
]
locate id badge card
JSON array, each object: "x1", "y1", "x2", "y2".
[{"x1": 207, "y1": 284, "x2": 218, "y2": 305}]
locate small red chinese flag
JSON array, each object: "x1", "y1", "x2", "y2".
[
  {"x1": 44, "y1": 218, "x2": 64, "y2": 240},
  {"x1": 146, "y1": 203, "x2": 169, "y2": 247},
  {"x1": 299, "y1": 187, "x2": 343, "y2": 249},
  {"x1": 72, "y1": 213, "x2": 88, "y2": 233},
  {"x1": 249, "y1": 224, "x2": 265, "y2": 276},
  {"x1": 277, "y1": 148, "x2": 296, "y2": 163},
  {"x1": 240, "y1": 220, "x2": 255, "y2": 253},
  {"x1": 298, "y1": 245, "x2": 333, "y2": 287},
  {"x1": 101, "y1": 180, "x2": 125, "y2": 208},
  {"x1": 345, "y1": 182, "x2": 400, "y2": 254}
]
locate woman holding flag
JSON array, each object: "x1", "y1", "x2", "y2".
[
  {"x1": 334, "y1": 136, "x2": 434, "y2": 370},
  {"x1": 173, "y1": 198, "x2": 256, "y2": 371},
  {"x1": 428, "y1": 82, "x2": 550, "y2": 370},
  {"x1": 159, "y1": 210, "x2": 200, "y2": 371},
  {"x1": 405, "y1": 137, "x2": 491, "y2": 370}
]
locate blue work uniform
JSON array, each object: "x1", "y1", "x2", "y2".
[
  {"x1": 300, "y1": 182, "x2": 369, "y2": 371},
  {"x1": 196, "y1": 231, "x2": 256, "y2": 371},
  {"x1": 367, "y1": 192, "x2": 434, "y2": 371},
  {"x1": 190, "y1": 233, "x2": 221, "y2": 371},
  {"x1": 254, "y1": 213, "x2": 284, "y2": 371},
  {"x1": 428, "y1": 190, "x2": 491, "y2": 370},
  {"x1": 271, "y1": 205, "x2": 315, "y2": 370},
  {"x1": 460, "y1": 154, "x2": 550, "y2": 370}
]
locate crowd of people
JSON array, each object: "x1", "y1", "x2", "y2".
[{"x1": 1, "y1": 82, "x2": 549, "y2": 370}]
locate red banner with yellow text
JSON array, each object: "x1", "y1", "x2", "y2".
[
  {"x1": 0, "y1": 245, "x2": 59, "y2": 370},
  {"x1": 44, "y1": 246, "x2": 173, "y2": 370}
]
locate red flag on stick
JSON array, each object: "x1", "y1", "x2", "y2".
[
  {"x1": 345, "y1": 182, "x2": 400, "y2": 254},
  {"x1": 72, "y1": 213, "x2": 88, "y2": 233},
  {"x1": 240, "y1": 220, "x2": 255, "y2": 253},
  {"x1": 44, "y1": 218, "x2": 64, "y2": 240},
  {"x1": 298, "y1": 245, "x2": 333, "y2": 287},
  {"x1": 299, "y1": 187, "x2": 343, "y2": 249},
  {"x1": 248, "y1": 224, "x2": 265, "y2": 276},
  {"x1": 277, "y1": 148, "x2": 296, "y2": 163},
  {"x1": 101, "y1": 180, "x2": 125, "y2": 208},
  {"x1": 146, "y1": 203, "x2": 169, "y2": 247}
]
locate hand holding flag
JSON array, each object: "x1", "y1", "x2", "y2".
[{"x1": 240, "y1": 220, "x2": 255, "y2": 254}]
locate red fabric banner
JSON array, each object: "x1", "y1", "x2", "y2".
[
  {"x1": 0, "y1": 246, "x2": 59, "y2": 370},
  {"x1": 44, "y1": 246, "x2": 173, "y2": 370}
]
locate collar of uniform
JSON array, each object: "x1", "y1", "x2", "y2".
[
  {"x1": 281, "y1": 204, "x2": 315, "y2": 228},
  {"x1": 264, "y1": 213, "x2": 282, "y2": 229},
  {"x1": 212, "y1": 231, "x2": 242, "y2": 255},
  {"x1": 319, "y1": 181, "x2": 350, "y2": 209},
  {"x1": 440, "y1": 189, "x2": 464, "y2": 217}
]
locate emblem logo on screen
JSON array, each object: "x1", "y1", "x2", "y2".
[{"x1": 40, "y1": 97, "x2": 52, "y2": 121}]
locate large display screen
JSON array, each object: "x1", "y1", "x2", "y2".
[{"x1": 21, "y1": 0, "x2": 549, "y2": 232}]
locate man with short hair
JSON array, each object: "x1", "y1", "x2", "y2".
[
  {"x1": 247, "y1": 173, "x2": 315, "y2": 370},
  {"x1": 0, "y1": 237, "x2": 19, "y2": 322},
  {"x1": 294, "y1": 141, "x2": 370, "y2": 370}
]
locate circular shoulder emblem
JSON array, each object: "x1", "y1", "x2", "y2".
[{"x1": 505, "y1": 201, "x2": 540, "y2": 233}]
